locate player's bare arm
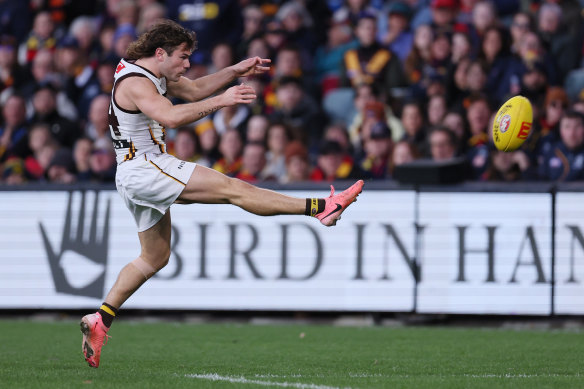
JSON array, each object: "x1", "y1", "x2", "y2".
[
  {"x1": 167, "y1": 56, "x2": 271, "y2": 102},
  {"x1": 117, "y1": 76, "x2": 257, "y2": 128}
]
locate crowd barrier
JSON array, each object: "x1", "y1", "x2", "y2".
[{"x1": 1, "y1": 181, "x2": 583, "y2": 315}]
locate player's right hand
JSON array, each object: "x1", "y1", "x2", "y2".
[{"x1": 221, "y1": 83, "x2": 257, "y2": 106}]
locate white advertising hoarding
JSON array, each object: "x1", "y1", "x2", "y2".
[
  {"x1": 554, "y1": 193, "x2": 584, "y2": 314},
  {"x1": 0, "y1": 190, "x2": 417, "y2": 311},
  {"x1": 417, "y1": 193, "x2": 552, "y2": 315}
]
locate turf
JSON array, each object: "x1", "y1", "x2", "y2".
[{"x1": 1, "y1": 319, "x2": 583, "y2": 389}]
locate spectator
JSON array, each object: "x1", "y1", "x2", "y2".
[
  {"x1": 237, "y1": 5, "x2": 265, "y2": 60},
  {"x1": 536, "y1": 2, "x2": 581, "y2": 83},
  {"x1": 208, "y1": 42, "x2": 235, "y2": 74},
  {"x1": 18, "y1": 11, "x2": 58, "y2": 66},
  {"x1": 509, "y1": 11, "x2": 532, "y2": 56},
  {"x1": 0, "y1": 95, "x2": 28, "y2": 162},
  {"x1": 465, "y1": 93, "x2": 491, "y2": 179},
  {"x1": 246, "y1": 114, "x2": 270, "y2": 144},
  {"x1": 428, "y1": 94, "x2": 448, "y2": 127},
  {"x1": 262, "y1": 122, "x2": 291, "y2": 182},
  {"x1": 89, "y1": 145, "x2": 116, "y2": 182},
  {"x1": 282, "y1": 140, "x2": 311, "y2": 183},
  {"x1": 442, "y1": 109, "x2": 467, "y2": 150},
  {"x1": 196, "y1": 122, "x2": 221, "y2": 167},
  {"x1": 468, "y1": 0, "x2": 497, "y2": 52},
  {"x1": 333, "y1": 0, "x2": 379, "y2": 30},
  {"x1": 429, "y1": 0, "x2": 459, "y2": 33},
  {"x1": 236, "y1": 142, "x2": 268, "y2": 182},
  {"x1": 380, "y1": 2, "x2": 414, "y2": 62},
  {"x1": 428, "y1": 126, "x2": 458, "y2": 161},
  {"x1": 85, "y1": 94, "x2": 111, "y2": 147},
  {"x1": 69, "y1": 16, "x2": 99, "y2": 60},
  {"x1": 451, "y1": 30, "x2": 471, "y2": 65},
  {"x1": 404, "y1": 24, "x2": 433, "y2": 85},
  {"x1": 275, "y1": 1, "x2": 317, "y2": 58},
  {"x1": 340, "y1": 12, "x2": 407, "y2": 96},
  {"x1": 313, "y1": 18, "x2": 357, "y2": 95},
  {"x1": 400, "y1": 100, "x2": 427, "y2": 155},
  {"x1": 538, "y1": 111, "x2": 584, "y2": 181},
  {"x1": 212, "y1": 128, "x2": 243, "y2": 176},
  {"x1": 73, "y1": 137, "x2": 93, "y2": 181},
  {"x1": 212, "y1": 98, "x2": 250, "y2": 135},
  {"x1": 485, "y1": 149, "x2": 530, "y2": 182},
  {"x1": 269, "y1": 76, "x2": 323, "y2": 147},
  {"x1": 390, "y1": 140, "x2": 420, "y2": 175},
  {"x1": 310, "y1": 140, "x2": 364, "y2": 181},
  {"x1": 0, "y1": 35, "x2": 26, "y2": 98},
  {"x1": 46, "y1": 147, "x2": 76, "y2": 184},
  {"x1": 136, "y1": 2, "x2": 167, "y2": 35},
  {"x1": 24, "y1": 123, "x2": 57, "y2": 180},
  {"x1": 359, "y1": 121, "x2": 392, "y2": 179},
  {"x1": 173, "y1": 128, "x2": 200, "y2": 163},
  {"x1": 31, "y1": 84, "x2": 80, "y2": 149}
]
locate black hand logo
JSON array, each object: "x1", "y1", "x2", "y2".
[{"x1": 39, "y1": 191, "x2": 111, "y2": 299}]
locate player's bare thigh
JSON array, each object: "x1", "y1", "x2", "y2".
[
  {"x1": 175, "y1": 164, "x2": 238, "y2": 205},
  {"x1": 137, "y1": 210, "x2": 172, "y2": 267}
]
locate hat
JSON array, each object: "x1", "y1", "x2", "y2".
[
  {"x1": 318, "y1": 140, "x2": 343, "y2": 155},
  {"x1": 357, "y1": 11, "x2": 377, "y2": 22},
  {"x1": 388, "y1": 2, "x2": 412, "y2": 19},
  {"x1": 57, "y1": 35, "x2": 79, "y2": 49},
  {"x1": 284, "y1": 141, "x2": 308, "y2": 164},
  {"x1": 431, "y1": 0, "x2": 458, "y2": 9},
  {"x1": 113, "y1": 23, "x2": 137, "y2": 42},
  {"x1": 369, "y1": 121, "x2": 392, "y2": 139},
  {"x1": 49, "y1": 148, "x2": 75, "y2": 172},
  {"x1": 545, "y1": 87, "x2": 569, "y2": 108}
]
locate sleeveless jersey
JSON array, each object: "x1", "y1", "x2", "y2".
[{"x1": 109, "y1": 59, "x2": 168, "y2": 164}]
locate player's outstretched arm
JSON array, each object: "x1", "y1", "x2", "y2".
[
  {"x1": 122, "y1": 77, "x2": 256, "y2": 128},
  {"x1": 167, "y1": 57, "x2": 270, "y2": 102}
]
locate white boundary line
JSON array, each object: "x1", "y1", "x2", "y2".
[{"x1": 184, "y1": 373, "x2": 350, "y2": 389}]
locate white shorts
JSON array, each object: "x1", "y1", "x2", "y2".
[{"x1": 115, "y1": 152, "x2": 197, "y2": 232}]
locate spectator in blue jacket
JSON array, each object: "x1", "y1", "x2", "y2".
[{"x1": 539, "y1": 111, "x2": 584, "y2": 181}]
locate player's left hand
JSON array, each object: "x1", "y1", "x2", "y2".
[{"x1": 233, "y1": 57, "x2": 271, "y2": 77}]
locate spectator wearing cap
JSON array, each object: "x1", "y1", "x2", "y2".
[
  {"x1": 359, "y1": 120, "x2": 392, "y2": 179},
  {"x1": 380, "y1": 2, "x2": 414, "y2": 62},
  {"x1": 18, "y1": 11, "x2": 58, "y2": 66},
  {"x1": 269, "y1": 76, "x2": 324, "y2": 148},
  {"x1": 429, "y1": 0, "x2": 459, "y2": 34},
  {"x1": 538, "y1": 111, "x2": 584, "y2": 181},
  {"x1": 282, "y1": 140, "x2": 310, "y2": 183},
  {"x1": 112, "y1": 23, "x2": 138, "y2": 61},
  {"x1": 310, "y1": 140, "x2": 364, "y2": 181},
  {"x1": 536, "y1": 3, "x2": 581, "y2": 84},
  {"x1": 0, "y1": 95, "x2": 29, "y2": 163},
  {"x1": 55, "y1": 34, "x2": 101, "y2": 120},
  {"x1": 340, "y1": 12, "x2": 407, "y2": 97},
  {"x1": 46, "y1": 147, "x2": 77, "y2": 184}
]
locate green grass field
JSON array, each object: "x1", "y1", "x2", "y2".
[{"x1": 1, "y1": 319, "x2": 583, "y2": 389}]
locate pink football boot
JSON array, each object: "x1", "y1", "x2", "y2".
[
  {"x1": 316, "y1": 180, "x2": 364, "y2": 226},
  {"x1": 80, "y1": 312, "x2": 110, "y2": 368}
]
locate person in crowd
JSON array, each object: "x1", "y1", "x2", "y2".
[
  {"x1": 245, "y1": 114, "x2": 270, "y2": 144},
  {"x1": 262, "y1": 122, "x2": 291, "y2": 182},
  {"x1": 465, "y1": 93, "x2": 492, "y2": 179},
  {"x1": 340, "y1": 12, "x2": 407, "y2": 96},
  {"x1": 0, "y1": 94, "x2": 28, "y2": 162},
  {"x1": 428, "y1": 126, "x2": 458, "y2": 161},
  {"x1": 538, "y1": 111, "x2": 584, "y2": 181},
  {"x1": 212, "y1": 128, "x2": 244, "y2": 176},
  {"x1": 380, "y1": 2, "x2": 414, "y2": 62},
  {"x1": 282, "y1": 140, "x2": 311, "y2": 183},
  {"x1": 172, "y1": 127, "x2": 200, "y2": 163},
  {"x1": 359, "y1": 121, "x2": 392, "y2": 179},
  {"x1": 389, "y1": 140, "x2": 420, "y2": 176},
  {"x1": 236, "y1": 141, "x2": 269, "y2": 182},
  {"x1": 400, "y1": 100, "x2": 427, "y2": 155},
  {"x1": 18, "y1": 11, "x2": 58, "y2": 65},
  {"x1": 311, "y1": 140, "x2": 364, "y2": 181}
]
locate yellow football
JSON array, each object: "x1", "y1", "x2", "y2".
[{"x1": 492, "y1": 95, "x2": 533, "y2": 152}]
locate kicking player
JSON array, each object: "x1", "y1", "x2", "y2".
[{"x1": 80, "y1": 20, "x2": 363, "y2": 368}]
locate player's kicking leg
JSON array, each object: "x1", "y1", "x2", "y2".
[
  {"x1": 81, "y1": 211, "x2": 173, "y2": 368},
  {"x1": 176, "y1": 164, "x2": 364, "y2": 225}
]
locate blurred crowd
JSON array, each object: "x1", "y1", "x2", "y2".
[{"x1": 0, "y1": 0, "x2": 584, "y2": 185}]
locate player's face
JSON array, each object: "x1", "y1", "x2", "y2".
[{"x1": 163, "y1": 43, "x2": 192, "y2": 81}]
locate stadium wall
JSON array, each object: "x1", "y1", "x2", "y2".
[{"x1": 1, "y1": 182, "x2": 583, "y2": 315}]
